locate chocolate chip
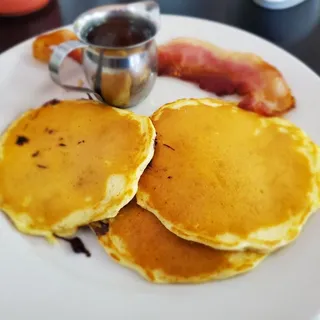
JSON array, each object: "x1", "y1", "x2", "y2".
[
  {"x1": 91, "y1": 221, "x2": 109, "y2": 237},
  {"x1": 16, "y1": 136, "x2": 29, "y2": 146},
  {"x1": 42, "y1": 99, "x2": 60, "y2": 107},
  {"x1": 44, "y1": 128, "x2": 55, "y2": 134},
  {"x1": 32, "y1": 151, "x2": 40, "y2": 157},
  {"x1": 55, "y1": 235, "x2": 91, "y2": 257},
  {"x1": 37, "y1": 164, "x2": 47, "y2": 169}
]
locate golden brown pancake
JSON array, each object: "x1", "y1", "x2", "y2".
[
  {"x1": 0, "y1": 99, "x2": 155, "y2": 240},
  {"x1": 137, "y1": 98, "x2": 320, "y2": 252},
  {"x1": 92, "y1": 200, "x2": 266, "y2": 283}
]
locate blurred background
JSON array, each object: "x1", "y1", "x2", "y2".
[{"x1": 0, "y1": 0, "x2": 320, "y2": 73}]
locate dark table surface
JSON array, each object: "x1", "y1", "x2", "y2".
[{"x1": 0, "y1": 0, "x2": 319, "y2": 75}]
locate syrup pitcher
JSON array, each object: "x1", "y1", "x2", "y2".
[{"x1": 49, "y1": 1, "x2": 160, "y2": 108}]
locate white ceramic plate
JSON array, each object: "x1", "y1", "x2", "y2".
[{"x1": 0, "y1": 15, "x2": 320, "y2": 320}]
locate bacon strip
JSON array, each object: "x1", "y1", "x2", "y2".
[
  {"x1": 32, "y1": 29, "x2": 82, "y2": 64},
  {"x1": 158, "y1": 38, "x2": 294, "y2": 116}
]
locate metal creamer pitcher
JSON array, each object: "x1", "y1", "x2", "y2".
[{"x1": 49, "y1": 1, "x2": 160, "y2": 108}]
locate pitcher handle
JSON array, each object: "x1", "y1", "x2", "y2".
[
  {"x1": 48, "y1": 40, "x2": 103, "y2": 102},
  {"x1": 128, "y1": 1, "x2": 161, "y2": 30}
]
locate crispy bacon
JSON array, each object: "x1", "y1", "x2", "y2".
[
  {"x1": 158, "y1": 38, "x2": 295, "y2": 116},
  {"x1": 32, "y1": 29, "x2": 82, "y2": 64}
]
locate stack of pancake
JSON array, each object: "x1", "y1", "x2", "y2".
[{"x1": 0, "y1": 98, "x2": 319, "y2": 284}]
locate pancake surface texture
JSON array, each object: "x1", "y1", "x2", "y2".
[
  {"x1": 137, "y1": 98, "x2": 320, "y2": 252},
  {"x1": 92, "y1": 200, "x2": 266, "y2": 283},
  {"x1": 0, "y1": 100, "x2": 155, "y2": 240}
]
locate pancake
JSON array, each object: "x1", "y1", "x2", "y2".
[
  {"x1": 137, "y1": 98, "x2": 320, "y2": 252},
  {"x1": 0, "y1": 99, "x2": 155, "y2": 240},
  {"x1": 91, "y1": 200, "x2": 266, "y2": 284}
]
